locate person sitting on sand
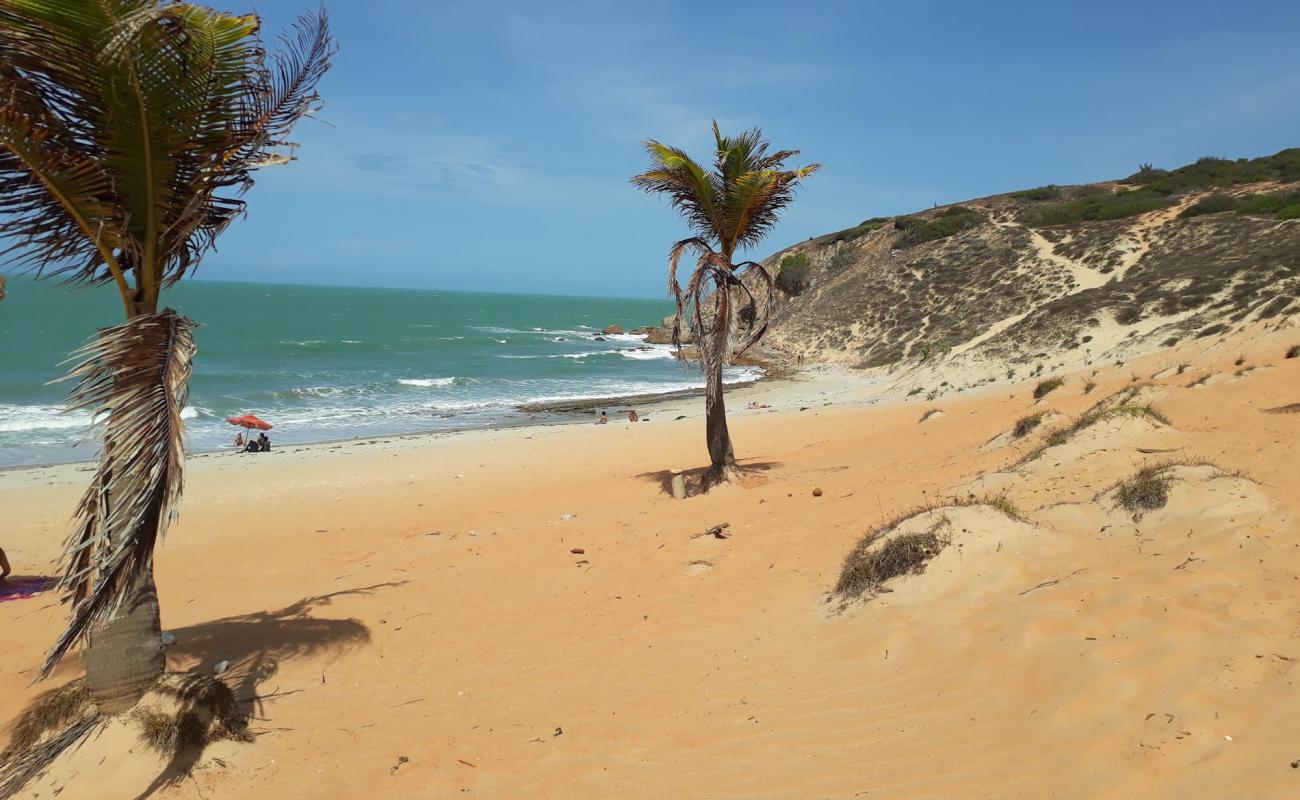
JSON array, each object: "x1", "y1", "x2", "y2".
[
  {"x1": 257, "y1": 432, "x2": 271, "y2": 451},
  {"x1": 233, "y1": 432, "x2": 245, "y2": 448},
  {"x1": 596, "y1": 411, "x2": 608, "y2": 425},
  {"x1": 627, "y1": 410, "x2": 639, "y2": 422},
  {"x1": 0, "y1": 545, "x2": 11, "y2": 582},
  {"x1": 244, "y1": 437, "x2": 261, "y2": 453},
  {"x1": 747, "y1": 401, "x2": 771, "y2": 409}
]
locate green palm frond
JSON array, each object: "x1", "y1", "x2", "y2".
[
  {"x1": 634, "y1": 120, "x2": 819, "y2": 256},
  {"x1": 40, "y1": 311, "x2": 197, "y2": 678},
  {"x1": 633, "y1": 122, "x2": 818, "y2": 366},
  {"x1": 631, "y1": 142, "x2": 722, "y2": 240},
  {"x1": 0, "y1": 0, "x2": 336, "y2": 312}
]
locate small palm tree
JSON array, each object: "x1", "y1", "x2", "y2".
[
  {"x1": 0, "y1": 0, "x2": 334, "y2": 713},
  {"x1": 632, "y1": 123, "x2": 819, "y2": 486}
]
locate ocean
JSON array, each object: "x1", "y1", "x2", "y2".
[{"x1": 0, "y1": 276, "x2": 759, "y2": 468}]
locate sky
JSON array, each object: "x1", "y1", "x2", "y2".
[{"x1": 11, "y1": 0, "x2": 1300, "y2": 298}]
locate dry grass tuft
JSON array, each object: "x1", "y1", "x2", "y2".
[
  {"x1": 1017, "y1": 400, "x2": 1170, "y2": 467},
  {"x1": 132, "y1": 709, "x2": 209, "y2": 754},
  {"x1": 1013, "y1": 412, "x2": 1046, "y2": 438},
  {"x1": 129, "y1": 675, "x2": 253, "y2": 758},
  {"x1": 1033, "y1": 377, "x2": 1064, "y2": 399},
  {"x1": 1106, "y1": 459, "x2": 1235, "y2": 518},
  {"x1": 952, "y1": 492, "x2": 1025, "y2": 521},
  {"x1": 834, "y1": 520, "x2": 947, "y2": 602},
  {"x1": 1113, "y1": 465, "x2": 1173, "y2": 515},
  {"x1": 1083, "y1": 380, "x2": 1097, "y2": 394},
  {"x1": 1287, "y1": 344, "x2": 1300, "y2": 359},
  {"x1": 0, "y1": 682, "x2": 101, "y2": 799},
  {"x1": 4, "y1": 682, "x2": 93, "y2": 753},
  {"x1": 834, "y1": 496, "x2": 1026, "y2": 603}
]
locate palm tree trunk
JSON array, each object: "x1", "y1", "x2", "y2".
[
  {"x1": 52, "y1": 309, "x2": 195, "y2": 711},
  {"x1": 704, "y1": 370, "x2": 735, "y2": 477},
  {"x1": 81, "y1": 369, "x2": 168, "y2": 713},
  {"x1": 84, "y1": 566, "x2": 164, "y2": 713}
]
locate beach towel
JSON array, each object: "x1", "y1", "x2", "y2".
[{"x1": 0, "y1": 576, "x2": 53, "y2": 603}]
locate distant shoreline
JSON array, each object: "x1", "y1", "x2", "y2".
[{"x1": 0, "y1": 373, "x2": 775, "y2": 474}]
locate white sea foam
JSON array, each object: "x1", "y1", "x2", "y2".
[
  {"x1": 619, "y1": 347, "x2": 675, "y2": 360},
  {"x1": 0, "y1": 403, "x2": 202, "y2": 432},
  {"x1": 398, "y1": 377, "x2": 456, "y2": 388},
  {"x1": 0, "y1": 403, "x2": 89, "y2": 433}
]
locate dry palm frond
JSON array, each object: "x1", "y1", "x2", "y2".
[
  {"x1": 0, "y1": 714, "x2": 105, "y2": 799},
  {"x1": 40, "y1": 311, "x2": 196, "y2": 677}
]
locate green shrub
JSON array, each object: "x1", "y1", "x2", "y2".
[
  {"x1": 828, "y1": 216, "x2": 890, "y2": 244},
  {"x1": 776, "y1": 254, "x2": 812, "y2": 296},
  {"x1": 893, "y1": 205, "x2": 985, "y2": 247},
  {"x1": 1010, "y1": 185, "x2": 1061, "y2": 202},
  {"x1": 1023, "y1": 187, "x2": 1170, "y2": 226},
  {"x1": 1123, "y1": 148, "x2": 1300, "y2": 193},
  {"x1": 1181, "y1": 190, "x2": 1300, "y2": 221},
  {"x1": 1180, "y1": 193, "x2": 1241, "y2": 218}
]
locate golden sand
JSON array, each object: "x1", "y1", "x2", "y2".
[{"x1": 2, "y1": 325, "x2": 1298, "y2": 798}]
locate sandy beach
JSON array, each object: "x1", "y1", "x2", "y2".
[{"x1": 2, "y1": 323, "x2": 1297, "y2": 798}]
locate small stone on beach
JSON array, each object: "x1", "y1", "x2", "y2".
[{"x1": 812, "y1": 488, "x2": 823, "y2": 497}]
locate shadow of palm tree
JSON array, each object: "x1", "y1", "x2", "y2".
[
  {"x1": 134, "y1": 582, "x2": 400, "y2": 799},
  {"x1": 636, "y1": 460, "x2": 782, "y2": 497}
]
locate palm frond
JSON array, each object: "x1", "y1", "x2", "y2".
[
  {"x1": 632, "y1": 142, "x2": 721, "y2": 240},
  {"x1": 40, "y1": 311, "x2": 197, "y2": 678},
  {"x1": 0, "y1": 1, "x2": 335, "y2": 305},
  {"x1": 730, "y1": 261, "x2": 776, "y2": 355}
]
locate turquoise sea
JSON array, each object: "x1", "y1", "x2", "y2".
[{"x1": 0, "y1": 276, "x2": 757, "y2": 468}]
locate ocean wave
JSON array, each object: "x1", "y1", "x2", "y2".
[
  {"x1": 0, "y1": 403, "x2": 90, "y2": 433},
  {"x1": 398, "y1": 377, "x2": 456, "y2": 388},
  {"x1": 0, "y1": 403, "x2": 204, "y2": 433},
  {"x1": 618, "y1": 347, "x2": 675, "y2": 360}
]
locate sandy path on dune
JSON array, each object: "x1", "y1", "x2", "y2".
[{"x1": 2, "y1": 325, "x2": 1298, "y2": 799}]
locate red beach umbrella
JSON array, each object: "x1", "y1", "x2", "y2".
[{"x1": 226, "y1": 414, "x2": 273, "y2": 431}]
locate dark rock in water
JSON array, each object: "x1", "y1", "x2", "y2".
[
  {"x1": 593, "y1": 335, "x2": 606, "y2": 341},
  {"x1": 602, "y1": 324, "x2": 624, "y2": 335}
]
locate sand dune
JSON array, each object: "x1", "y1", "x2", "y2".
[{"x1": 2, "y1": 324, "x2": 1298, "y2": 799}]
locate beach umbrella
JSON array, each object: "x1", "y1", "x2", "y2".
[{"x1": 226, "y1": 414, "x2": 272, "y2": 431}]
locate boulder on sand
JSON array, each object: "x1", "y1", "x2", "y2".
[{"x1": 602, "y1": 324, "x2": 624, "y2": 335}]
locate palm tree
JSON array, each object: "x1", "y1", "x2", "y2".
[
  {"x1": 0, "y1": 0, "x2": 334, "y2": 713},
  {"x1": 632, "y1": 123, "x2": 819, "y2": 486}
]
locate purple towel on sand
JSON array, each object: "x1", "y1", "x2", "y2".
[{"x1": 0, "y1": 577, "x2": 53, "y2": 603}]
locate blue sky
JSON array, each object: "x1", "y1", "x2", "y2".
[{"x1": 17, "y1": 1, "x2": 1300, "y2": 298}]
